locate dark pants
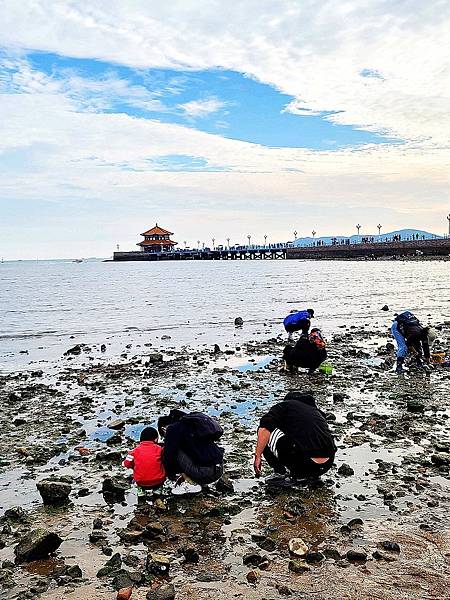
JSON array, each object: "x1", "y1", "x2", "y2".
[
  {"x1": 285, "y1": 319, "x2": 311, "y2": 335},
  {"x1": 407, "y1": 330, "x2": 430, "y2": 360},
  {"x1": 283, "y1": 344, "x2": 327, "y2": 372},
  {"x1": 177, "y1": 450, "x2": 224, "y2": 485},
  {"x1": 263, "y1": 436, "x2": 334, "y2": 479}
]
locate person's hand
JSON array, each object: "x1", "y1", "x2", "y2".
[{"x1": 254, "y1": 455, "x2": 262, "y2": 478}]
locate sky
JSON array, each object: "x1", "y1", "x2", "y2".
[{"x1": 0, "y1": 1, "x2": 449, "y2": 259}]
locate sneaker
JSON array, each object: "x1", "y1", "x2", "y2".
[
  {"x1": 265, "y1": 474, "x2": 298, "y2": 488},
  {"x1": 172, "y1": 481, "x2": 202, "y2": 495}
]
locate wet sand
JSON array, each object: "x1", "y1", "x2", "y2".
[{"x1": 1, "y1": 324, "x2": 450, "y2": 599}]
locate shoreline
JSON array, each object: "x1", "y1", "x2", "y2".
[{"x1": 1, "y1": 325, "x2": 450, "y2": 598}]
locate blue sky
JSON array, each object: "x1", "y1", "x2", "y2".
[
  {"x1": 0, "y1": 2, "x2": 449, "y2": 258},
  {"x1": 28, "y1": 52, "x2": 389, "y2": 151}
]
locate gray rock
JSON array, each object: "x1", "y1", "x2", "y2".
[
  {"x1": 234, "y1": 317, "x2": 244, "y2": 327},
  {"x1": 36, "y1": 478, "x2": 72, "y2": 505},
  {"x1": 146, "y1": 584, "x2": 176, "y2": 600},
  {"x1": 338, "y1": 463, "x2": 355, "y2": 477},
  {"x1": 14, "y1": 529, "x2": 63, "y2": 562},
  {"x1": 346, "y1": 549, "x2": 367, "y2": 562}
]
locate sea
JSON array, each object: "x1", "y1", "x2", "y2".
[{"x1": 1, "y1": 258, "x2": 449, "y2": 370}]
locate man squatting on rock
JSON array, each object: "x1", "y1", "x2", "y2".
[
  {"x1": 391, "y1": 311, "x2": 433, "y2": 374},
  {"x1": 254, "y1": 392, "x2": 336, "y2": 484},
  {"x1": 283, "y1": 308, "x2": 315, "y2": 341}
]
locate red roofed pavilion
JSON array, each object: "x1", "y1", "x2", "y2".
[{"x1": 137, "y1": 224, "x2": 178, "y2": 253}]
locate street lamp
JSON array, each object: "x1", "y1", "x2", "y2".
[
  {"x1": 247, "y1": 234, "x2": 251, "y2": 247},
  {"x1": 212, "y1": 237, "x2": 215, "y2": 249},
  {"x1": 377, "y1": 224, "x2": 382, "y2": 236},
  {"x1": 293, "y1": 230, "x2": 297, "y2": 240},
  {"x1": 226, "y1": 237, "x2": 230, "y2": 249},
  {"x1": 116, "y1": 244, "x2": 120, "y2": 251},
  {"x1": 184, "y1": 241, "x2": 187, "y2": 249},
  {"x1": 264, "y1": 234, "x2": 267, "y2": 247},
  {"x1": 356, "y1": 224, "x2": 361, "y2": 235},
  {"x1": 202, "y1": 242, "x2": 205, "y2": 250},
  {"x1": 312, "y1": 230, "x2": 316, "y2": 238},
  {"x1": 447, "y1": 214, "x2": 450, "y2": 235},
  {"x1": 197, "y1": 240, "x2": 200, "y2": 250}
]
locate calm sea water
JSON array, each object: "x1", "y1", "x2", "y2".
[{"x1": 1, "y1": 259, "x2": 449, "y2": 369}]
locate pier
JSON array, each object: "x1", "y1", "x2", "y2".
[{"x1": 113, "y1": 237, "x2": 450, "y2": 261}]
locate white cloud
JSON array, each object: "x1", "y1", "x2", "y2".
[{"x1": 177, "y1": 97, "x2": 227, "y2": 118}]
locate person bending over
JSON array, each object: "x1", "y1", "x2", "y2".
[
  {"x1": 283, "y1": 328, "x2": 327, "y2": 374},
  {"x1": 283, "y1": 308, "x2": 314, "y2": 341},
  {"x1": 158, "y1": 409, "x2": 224, "y2": 495},
  {"x1": 254, "y1": 392, "x2": 336, "y2": 486},
  {"x1": 391, "y1": 311, "x2": 431, "y2": 374},
  {"x1": 123, "y1": 426, "x2": 166, "y2": 498}
]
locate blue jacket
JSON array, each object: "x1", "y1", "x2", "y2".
[{"x1": 284, "y1": 310, "x2": 310, "y2": 328}]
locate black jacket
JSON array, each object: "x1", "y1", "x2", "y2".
[
  {"x1": 259, "y1": 393, "x2": 336, "y2": 457},
  {"x1": 163, "y1": 418, "x2": 224, "y2": 478}
]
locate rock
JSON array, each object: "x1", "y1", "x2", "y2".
[
  {"x1": 108, "y1": 419, "x2": 125, "y2": 430},
  {"x1": 144, "y1": 521, "x2": 166, "y2": 540},
  {"x1": 146, "y1": 584, "x2": 176, "y2": 600},
  {"x1": 182, "y1": 547, "x2": 199, "y2": 563},
  {"x1": 406, "y1": 399, "x2": 425, "y2": 413},
  {"x1": 215, "y1": 475, "x2": 235, "y2": 494},
  {"x1": 213, "y1": 344, "x2": 221, "y2": 354},
  {"x1": 288, "y1": 559, "x2": 310, "y2": 574},
  {"x1": 14, "y1": 529, "x2": 63, "y2": 562},
  {"x1": 277, "y1": 584, "x2": 293, "y2": 596},
  {"x1": 252, "y1": 534, "x2": 276, "y2": 551},
  {"x1": 112, "y1": 570, "x2": 142, "y2": 590},
  {"x1": 234, "y1": 317, "x2": 244, "y2": 327},
  {"x1": 431, "y1": 453, "x2": 450, "y2": 466},
  {"x1": 118, "y1": 530, "x2": 143, "y2": 544},
  {"x1": 379, "y1": 540, "x2": 400, "y2": 553},
  {"x1": 36, "y1": 478, "x2": 72, "y2": 505},
  {"x1": 102, "y1": 477, "x2": 129, "y2": 501},
  {"x1": 3, "y1": 507, "x2": 27, "y2": 522},
  {"x1": 338, "y1": 463, "x2": 355, "y2": 477},
  {"x1": 65, "y1": 564, "x2": 82, "y2": 579},
  {"x1": 65, "y1": 344, "x2": 82, "y2": 355},
  {"x1": 288, "y1": 538, "x2": 308, "y2": 557},
  {"x1": 106, "y1": 430, "x2": 123, "y2": 446},
  {"x1": 117, "y1": 588, "x2": 133, "y2": 600},
  {"x1": 305, "y1": 551, "x2": 324, "y2": 563},
  {"x1": 97, "y1": 553, "x2": 122, "y2": 577},
  {"x1": 148, "y1": 353, "x2": 163, "y2": 364},
  {"x1": 373, "y1": 550, "x2": 396, "y2": 562},
  {"x1": 381, "y1": 305, "x2": 389, "y2": 311},
  {"x1": 243, "y1": 552, "x2": 266, "y2": 567},
  {"x1": 246, "y1": 570, "x2": 259, "y2": 584},
  {"x1": 346, "y1": 549, "x2": 367, "y2": 562},
  {"x1": 101, "y1": 344, "x2": 107, "y2": 352},
  {"x1": 146, "y1": 552, "x2": 171, "y2": 576}
]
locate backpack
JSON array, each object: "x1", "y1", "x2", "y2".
[
  {"x1": 395, "y1": 311, "x2": 419, "y2": 326},
  {"x1": 181, "y1": 412, "x2": 223, "y2": 441},
  {"x1": 309, "y1": 329, "x2": 326, "y2": 349}
]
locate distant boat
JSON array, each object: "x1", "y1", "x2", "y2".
[{"x1": 73, "y1": 259, "x2": 83, "y2": 263}]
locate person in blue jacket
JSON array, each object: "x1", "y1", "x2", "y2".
[
  {"x1": 391, "y1": 311, "x2": 431, "y2": 374},
  {"x1": 283, "y1": 308, "x2": 314, "y2": 341}
]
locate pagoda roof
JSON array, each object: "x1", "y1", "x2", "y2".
[
  {"x1": 138, "y1": 239, "x2": 177, "y2": 246},
  {"x1": 141, "y1": 224, "x2": 173, "y2": 236}
]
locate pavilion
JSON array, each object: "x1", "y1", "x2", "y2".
[{"x1": 137, "y1": 224, "x2": 178, "y2": 253}]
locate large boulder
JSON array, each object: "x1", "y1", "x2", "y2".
[
  {"x1": 14, "y1": 529, "x2": 62, "y2": 562},
  {"x1": 36, "y1": 478, "x2": 72, "y2": 505}
]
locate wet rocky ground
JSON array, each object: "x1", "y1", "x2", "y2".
[{"x1": 1, "y1": 322, "x2": 450, "y2": 599}]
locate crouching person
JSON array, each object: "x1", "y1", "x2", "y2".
[
  {"x1": 123, "y1": 426, "x2": 166, "y2": 500},
  {"x1": 158, "y1": 410, "x2": 224, "y2": 495},
  {"x1": 283, "y1": 328, "x2": 327, "y2": 374},
  {"x1": 254, "y1": 392, "x2": 336, "y2": 486}
]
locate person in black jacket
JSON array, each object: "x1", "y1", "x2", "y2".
[
  {"x1": 158, "y1": 409, "x2": 224, "y2": 494},
  {"x1": 254, "y1": 392, "x2": 336, "y2": 484},
  {"x1": 283, "y1": 328, "x2": 327, "y2": 374}
]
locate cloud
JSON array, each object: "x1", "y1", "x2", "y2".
[{"x1": 177, "y1": 97, "x2": 227, "y2": 118}]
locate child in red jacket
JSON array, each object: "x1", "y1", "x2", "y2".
[{"x1": 123, "y1": 427, "x2": 166, "y2": 496}]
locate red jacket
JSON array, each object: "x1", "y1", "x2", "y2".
[{"x1": 123, "y1": 441, "x2": 166, "y2": 487}]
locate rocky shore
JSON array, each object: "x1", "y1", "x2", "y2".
[{"x1": 1, "y1": 322, "x2": 450, "y2": 599}]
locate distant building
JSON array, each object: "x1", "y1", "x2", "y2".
[{"x1": 137, "y1": 224, "x2": 178, "y2": 253}]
